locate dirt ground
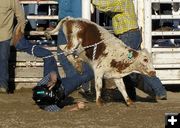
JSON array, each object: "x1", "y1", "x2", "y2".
[{"x1": 0, "y1": 85, "x2": 180, "y2": 128}]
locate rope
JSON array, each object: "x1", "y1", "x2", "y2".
[
  {"x1": 92, "y1": 44, "x2": 97, "y2": 60},
  {"x1": 31, "y1": 45, "x2": 37, "y2": 56}
]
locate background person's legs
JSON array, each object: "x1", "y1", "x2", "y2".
[
  {"x1": 136, "y1": 75, "x2": 167, "y2": 99},
  {"x1": 0, "y1": 40, "x2": 10, "y2": 92},
  {"x1": 23, "y1": 4, "x2": 37, "y2": 30}
]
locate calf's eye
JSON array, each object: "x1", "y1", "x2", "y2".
[{"x1": 144, "y1": 59, "x2": 148, "y2": 62}]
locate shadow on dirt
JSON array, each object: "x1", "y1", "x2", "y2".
[{"x1": 79, "y1": 87, "x2": 157, "y2": 105}]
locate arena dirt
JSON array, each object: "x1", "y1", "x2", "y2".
[{"x1": 0, "y1": 85, "x2": 180, "y2": 128}]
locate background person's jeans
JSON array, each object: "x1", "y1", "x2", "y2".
[
  {"x1": 15, "y1": 37, "x2": 59, "y2": 77},
  {"x1": 118, "y1": 30, "x2": 166, "y2": 98},
  {"x1": 23, "y1": 4, "x2": 37, "y2": 29},
  {"x1": 0, "y1": 40, "x2": 10, "y2": 88},
  {"x1": 118, "y1": 30, "x2": 142, "y2": 50}
]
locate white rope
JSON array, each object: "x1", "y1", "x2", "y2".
[
  {"x1": 92, "y1": 44, "x2": 97, "y2": 60},
  {"x1": 42, "y1": 50, "x2": 74, "y2": 59},
  {"x1": 31, "y1": 45, "x2": 37, "y2": 56}
]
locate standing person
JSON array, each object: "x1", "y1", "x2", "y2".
[
  {"x1": 13, "y1": 24, "x2": 94, "y2": 112},
  {"x1": 0, "y1": 0, "x2": 26, "y2": 92},
  {"x1": 91, "y1": 0, "x2": 167, "y2": 100}
]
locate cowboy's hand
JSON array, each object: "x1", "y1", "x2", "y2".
[
  {"x1": 44, "y1": 31, "x2": 52, "y2": 40},
  {"x1": 47, "y1": 72, "x2": 58, "y2": 90},
  {"x1": 75, "y1": 59, "x2": 84, "y2": 75}
]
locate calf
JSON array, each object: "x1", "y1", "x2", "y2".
[{"x1": 45, "y1": 17, "x2": 156, "y2": 106}]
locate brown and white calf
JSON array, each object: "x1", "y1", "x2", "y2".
[{"x1": 46, "y1": 17, "x2": 156, "y2": 106}]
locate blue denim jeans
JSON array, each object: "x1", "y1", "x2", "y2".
[
  {"x1": 0, "y1": 40, "x2": 10, "y2": 87},
  {"x1": 118, "y1": 29, "x2": 166, "y2": 97},
  {"x1": 57, "y1": 48, "x2": 94, "y2": 96},
  {"x1": 61, "y1": 62, "x2": 94, "y2": 96},
  {"x1": 15, "y1": 37, "x2": 59, "y2": 77},
  {"x1": 118, "y1": 30, "x2": 142, "y2": 50}
]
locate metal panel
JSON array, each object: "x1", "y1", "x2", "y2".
[
  {"x1": 152, "y1": 31, "x2": 180, "y2": 36},
  {"x1": 152, "y1": 52, "x2": 180, "y2": 64},
  {"x1": 27, "y1": 31, "x2": 58, "y2": 35},
  {"x1": 82, "y1": 0, "x2": 91, "y2": 19},
  {"x1": 10, "y1": 52, "x2": 58, "y2": 62},
  {"x1": 156, "y1": 69, "x2": 180, "y2": 80},
  {"x1": 151, "y1": 0, "x2": 180, "y2": 3},
  {"x1": 27, "y1": 15, "x2": 58, "y2": 20},
  {"x1": 9, "y1": 67, "x2": 64, "y2": 78},
  {"x1": 152, "y1": 48, "x2": 180, "y2": 52},
  {"x1": 142, "y1": 0, "x2": 180, "y2": 84},
  {"x1": 154, "y1": 64, "x2": 180, "y2": 68},
  {"x1": 20, "y1": 1, "x2": 58, "y2": 4},
  {"x1": 152, "y1": 15, "x2": 180, "y2": 19}
]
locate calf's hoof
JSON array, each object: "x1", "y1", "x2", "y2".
[
  {"x1": 96, "y1": 98, "x2": 104, "y2": 106},
  {"x1": 126, "y1": 98, "x2": 134, "y2": 106}
]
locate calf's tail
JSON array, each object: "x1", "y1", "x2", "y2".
[{"x1": 44, "y1": 16, "x2": 71, "y2": 39}]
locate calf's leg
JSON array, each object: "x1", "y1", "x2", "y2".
[
  {"x1": 95, "y1": 74, "x2": 103, "y2": 106},
  {"x1": 114, "y1": 78, "x2": 133, "y2": 106}
]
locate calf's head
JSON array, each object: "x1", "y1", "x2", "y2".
[{"x1": 135, "y1": 49, "x2": 156, "y2": 77}]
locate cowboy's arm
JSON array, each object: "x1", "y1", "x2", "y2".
[
  {"x1": 13, "y1": 0, "x2": 26, "y2": 33},
  {"x1": 91, "y1": 0, "x2": 125, "y2": 12}
]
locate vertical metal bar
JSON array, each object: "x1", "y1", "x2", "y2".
[
  {"x1": 96, "y1": 10, "x2": 100, "y2": 24},
  {"x1": 137, "y1": 0, "x2": 145, "y2": 48},
  {"x1": 48, "y1": 4, "x2": 51, "y2": 15},
  {"x1": 82, "y1": 0, "x2": 91, "y2": 19},
  {"x1": 144, "y1": 0, "x2": 152, "y2": 52}
]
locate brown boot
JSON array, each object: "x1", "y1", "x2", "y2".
[{"x1": 11, "y1": 24, "x2": 24, "y2": 46}]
